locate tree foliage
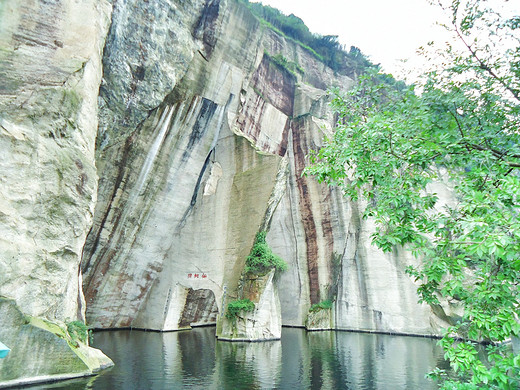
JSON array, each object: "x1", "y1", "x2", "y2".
[{"x1": 306, "y1": 0, "x2": 520, "y2": 388}]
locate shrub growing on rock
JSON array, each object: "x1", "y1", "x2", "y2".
[
  {"x1": 309, "y1": 300, "x2": 333, "y2": 313},
  {"x1": 66, "y1": 320, "x2": 89, "y2": 345},
  {"x1": 245, "y1": 231, "x2": 287, "y2": 275},
  {"x1": 226, "y1": 299, "x2": 255, "y2": 320}
]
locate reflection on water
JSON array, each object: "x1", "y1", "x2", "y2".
[
  {"x1": 26, "y1": 327, "x2": 446, "y2": 389},
  {"x1": 215, "y1": 336, "x2": 282, "y2": 389}
]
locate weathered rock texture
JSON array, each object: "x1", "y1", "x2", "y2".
[
  {"x1": 82, "y1": 0, "x2": 447, "y2": 338},
  {"x1": 306, "y1": 306, "x2": 334, "y2": 331},
  {"x1": 0, "y1": 2, "x2": 452, "y2": 380},
  {"x1": 0, "y1": 298, "x2": 112, "y2": 388},
  {"x1": 218, "y1": 269, "x2": 282, "y2": 341},
  {"x1": 0, "y1": 0, "x2": 113, "y2": 385}
]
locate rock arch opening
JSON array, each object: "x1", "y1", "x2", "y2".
[{"x1": 179, "y1": 288, "x2": 219, "y2": 329}]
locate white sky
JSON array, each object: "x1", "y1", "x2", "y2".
[{"x1": 251, "y1": 0, "x2": 450, "y2": 78}]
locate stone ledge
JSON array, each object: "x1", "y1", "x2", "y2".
[
  {"x1": 0, "y1": 372, "x2": 94, "y2": 389},
  {"x1": 216, "y1": 336, "x2": 280, "y2": 342},
  {"x1": 0, "y1": 298, "x2": 113, "y2": 386}
]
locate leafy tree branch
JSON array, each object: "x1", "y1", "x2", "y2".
[{"x1": 307, "y1": 0, "x2": 520, "y2": 387}]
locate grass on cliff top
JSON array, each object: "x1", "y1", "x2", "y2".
[
  {"x1": 226, "y1": 299, "x2": 255, "y2": 320},
  {"x1": 309, "y1": 300, "x2": 333, "y2": 312},
  {"x1": 245, "y1": 231, "x2": 287, "y2": 275},
  {"x1": 237, "y1": 0, "x2": 379, "y2": 78}
]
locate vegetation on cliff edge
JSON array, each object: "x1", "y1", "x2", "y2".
[
  {"x1": 266, "y1": 51, "x2": 305, "y2": 77},
  {"x1": 309, "y1": 300, "x2": 333, "y2": 313},
  {"x1": 245, "y1": 231, "x2": 287, "y2": 275},
  {"x1": 226, "y1": 299, "x2": 256, "y2": 320},
  {"x1": 67, "y1": 320, "x2": 90, "y2": 345},
  {"x1": 238, "y1": 0, "x2": 379, "y2": 78}
]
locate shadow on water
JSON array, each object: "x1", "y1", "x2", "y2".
[{"x1": 23, "y1": 327, "x2": 446, "y2": 390}]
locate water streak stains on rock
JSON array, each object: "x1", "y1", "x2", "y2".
[
  {"x1": 251, "y1": 54, "x2": 295, "y2": 117},
  {"x1": 291, "y1": 119, "x2": 320, "y2": 304},
  {"x1": 193, "y1": 0, "x2": 222, "y2": 57},
  {"x1": 181, "y1": 97, "x2": 218, "y2": 162}
]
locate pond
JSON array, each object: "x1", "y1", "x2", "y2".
[{"x1": 27, "y1": 327, "x2": 448, "y2": 389}]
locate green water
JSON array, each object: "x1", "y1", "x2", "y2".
[{"x1": 28, "y1": 327, "x2": 448, "y2": 389}]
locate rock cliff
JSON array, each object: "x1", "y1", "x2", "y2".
[
  {"x1": 0, "y1": 0, "x2": 113, "y2": 385},
  {"x1": 1, "y1": 0, "x2": 450, "y2": 385},
  {"x1": 82, "y1": 0, "x2": 443, "y2": 337}
]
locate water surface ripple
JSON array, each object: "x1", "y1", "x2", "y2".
[{"x1": 28, "y1": 327, "x2": 447, "y2": 389}]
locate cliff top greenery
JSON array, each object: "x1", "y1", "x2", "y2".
[
  {"x1": 66, "y1": 320, "x2": 90, "y2": 345},
  {"x1": 226, "y1": 299, "x2": 255, "y2": 320},
  {"x1": 238, "y1": 0, "x2": 379, "y2": 78},
  {"x1": 245, "y1": 231, "x2": 287, "y2": 275},
  {"x1": 309, "y1": 300, "x2": 333, "y2": 313}
]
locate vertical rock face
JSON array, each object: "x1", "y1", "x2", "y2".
[
  {"x1": 0, "y1": 0, "x2": 453, "y2": 384},
  {"x1": 81, "y1": 0, "x2": 445, "y2": 337},
  {"x1": 96, "y1": 0, "x2": 208, "y2": 149},
  {"x1": 334, "y1": 208, "x2": 433, "y2": 334},
  {"x1": 0, "y1": 0, "x2": 110, "y2": 322},
  {"x1": 0, "y1": 2, "x2": 447, "y2": 376},
  {"x1": 0, "y1": 0, "x2": 113, "y2": 384},
  {"x1": 218, "y1": 270, "x2": 282, "y2": 341}
]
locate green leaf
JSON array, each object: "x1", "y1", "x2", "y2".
[{"x1": 306, "y1": 1, "x2": 520, "y2": 386}]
